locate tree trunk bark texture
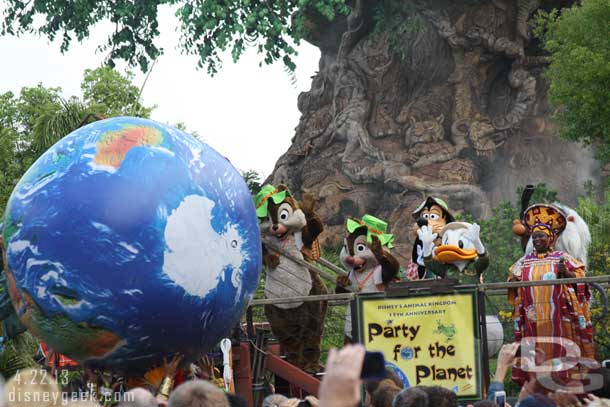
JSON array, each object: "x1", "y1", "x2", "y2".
[{"x1": 269, "y1": 0, "x2": 598, "y2": 263}]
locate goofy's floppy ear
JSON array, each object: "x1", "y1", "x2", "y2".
[{"x1": 277, "y1": 184, "x2": 290, "y2": 192}]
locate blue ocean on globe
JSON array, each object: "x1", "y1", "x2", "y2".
[{"x1": 1, "y1": 117, "x2": 262, "y2": 373}]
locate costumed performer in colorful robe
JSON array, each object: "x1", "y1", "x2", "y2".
[{"x1": 508, "y1": 203, "x2": 595, "y2": 386}]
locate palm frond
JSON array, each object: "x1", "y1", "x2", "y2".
[
  {"x1": 31, "y1": 98, "x2": 89, "y2": 154},
  {"x1": 0, "y1": 331, "x2": 39, "y2": 379}
]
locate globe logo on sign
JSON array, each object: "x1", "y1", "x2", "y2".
[{"x1": 400, "y1": 346, "x2": 414, "y2": 360}]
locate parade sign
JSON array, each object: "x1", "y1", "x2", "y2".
[{"x1": 356, "y1": 289, "x2": 482, "y2": 400}]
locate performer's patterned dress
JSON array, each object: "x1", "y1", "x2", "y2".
[{"x1": 508, "y1": 251, "x2": 595, "y2": 385}]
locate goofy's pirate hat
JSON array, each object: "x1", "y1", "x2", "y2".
[{"x1": 411, "y1": 196, "x2": 455, "y2": 222}]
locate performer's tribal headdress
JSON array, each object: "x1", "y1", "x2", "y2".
[
  {"x1": 525, "y1": 203, "x2": 591, "y2": 265},
  {"x1": 346, "y1": 214, "x2": 394, "y2": 248},
  {"x1": 523, "y1": 203, "x2": 567, "y2": 243}
]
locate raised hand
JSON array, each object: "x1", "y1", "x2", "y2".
[
  {"x1": 163, "y1": 353, "x2": 183, "y2": 378},
  {"x1": 417, "y1": 226, "x2": 437, "y2": 258},
  {"x1": 319, "y1": 345, "x2": 365, "y2": 407},
  {"x1": 196, "y1": 355, "x2": 216, "y2": 380},
  {"x1": 497, "y1": 342, "x2": 519, "y2": 370},
  {"x1": 370, "y1": 234, "x2": 384, "y2": 262},
  {"x1": 465, "y1": 223, "x2": 485, "y2": 254}
]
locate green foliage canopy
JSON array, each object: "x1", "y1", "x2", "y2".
[
  {"x1": 0, "y1": 67, "x2": 153, "y2": 218},
  {"x1": 1, "y1": 0, "x2": 351, "y2": 75},
  {"x1": 241, "y1": 169, "x2": 263, "y2": 196},
  {"x1": 81, "y1": 67, "x2": 154, "y2": 118},
  {"x1": 534, "y1": 0, "x2": 610, "y2": 162}
]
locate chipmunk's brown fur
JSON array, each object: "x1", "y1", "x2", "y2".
[
  {"x1": 336, "y1": 227, "x2": 400, "y2": 294},
  {"x1": 258, "y1": 185, "x2": 326, "y2": 372},
  {"x1": 260, "y1": 185, "x2": 323, "y2": 268}
]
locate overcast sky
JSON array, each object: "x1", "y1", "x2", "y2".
[{"x1": 0, "y1": 5, "x2": 320, "y2": 178}]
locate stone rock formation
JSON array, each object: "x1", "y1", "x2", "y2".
[{"x1": 269, "y1": 0, "x2": 599, "y2": 263}]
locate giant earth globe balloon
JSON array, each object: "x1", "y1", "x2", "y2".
[{"x1": 0, "y1": 117, "x2": 262, "y2": 373}]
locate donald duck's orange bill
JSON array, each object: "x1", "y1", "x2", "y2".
[{"x1": 434, "y1": 245, "x2": 478, "y2": 263}]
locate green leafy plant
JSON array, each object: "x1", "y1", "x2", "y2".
[
  {"x1": 371, "y1": 1, "x2": 421, "y2": 61},
  {"x1": 0, "y1": 67, "x2": 154, "y2": 219},
  {"x1": 241, "y1": 170, "x2": 263, "y2": 196},
  {"x1": 534, "y1": 0, "x2": 610, "y2": 163},
  {"x1": 1, "y1": 0, "x2": 351, "y2": 75},
  {"x1": 0, "y1": 331, "x2": 39, "y2": 379},
  {"x1": 81, "y1": 67, "x2": 155, "y2": 118}
]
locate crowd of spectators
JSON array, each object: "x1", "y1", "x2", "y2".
[{"x1": 1, "y1": 344, "x2": 609, "y2": 407}]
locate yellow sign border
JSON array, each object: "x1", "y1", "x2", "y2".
[{"x1": 354, "y1": 289, "x2": 483, "y2": 401}]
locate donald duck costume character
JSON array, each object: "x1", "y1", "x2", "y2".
[{"x1": 417, "y1": 221, "x2": 489, "y2": 284}]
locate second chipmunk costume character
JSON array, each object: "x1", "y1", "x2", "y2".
[
  {"x1": 336, "y1": 215, "x2": 400, "y2": 340},
  {"x1": 254, "y1": 184, "x2": 327, "y2": 373}
]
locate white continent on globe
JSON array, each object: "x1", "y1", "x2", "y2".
[{"x1": 163, "y1": 194, "x2": 246, "y2": 299}]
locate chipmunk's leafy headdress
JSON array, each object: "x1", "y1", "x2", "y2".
[
  {"x1": 254, "y1": 184, "x2": 290, "y2": 218},
  {"x1": 346, "y1": 214, "x2": 394, "y2": 248}
]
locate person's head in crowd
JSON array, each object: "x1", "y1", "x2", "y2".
[
  {"x1": 423, "y1": 386, "x2": 457, "y2": 407},
  {"x1": 370, "y1": 380, "x2": 401, "y2": 407},
  {"x1": 168, "y1": 380, "x2": 229, "y2": 407},
  {"x1": 471, "y1": 401, "x2": 496, "y2": 407},
  {"x1": 365, "y1": 369, "x2": 403, "y2": 406},
  {"x1": 393, "y1": 386, "x2": 429, "y2": 407},
  {"x1": 393, "y1": 386, "x2": 458, "y2": 407},
  {"x1": 118, "y1": 387, "x2": 158, "y2": 407},
  {"x1": 262, "y1": 394, "x2": 288, "y2": 407},
  {"x1": 4, "y1": 368, "x2": 61, "y2": 407},
  {"x1": 67, "y1": 400, "x2": 105, "y2": 407},
  {"x1": 392, "y1": 387, "x2": 429, "y2": 407},
  {"x1": 519, "y1": 372, "x2": 548, "y2": 399},
  {"x1": 271, "y1": 396, "x2": 319, "y2": 407},
  {"x1": 515, "y1": 372, "x2": 557, "y2": 407},
  {"x1": 549, "y1": 390, "x2": 583, "y2": 407},
  {"x1": 225, "y1": 394, "x2": 247, "y2": 407}
]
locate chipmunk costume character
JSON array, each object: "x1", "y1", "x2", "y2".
[
  {"x1": 408, "y1": 197, "x2": 454, "y2": 280},
  {"x1": 418, "y1": 221, "x2": 489, "y2": 284},
  {"x1": 336, "y1": 215, "x2": 400, "y2": 339},
  {"x1": 254, "y1": 184, "x2": 327, "y2": 373}
]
